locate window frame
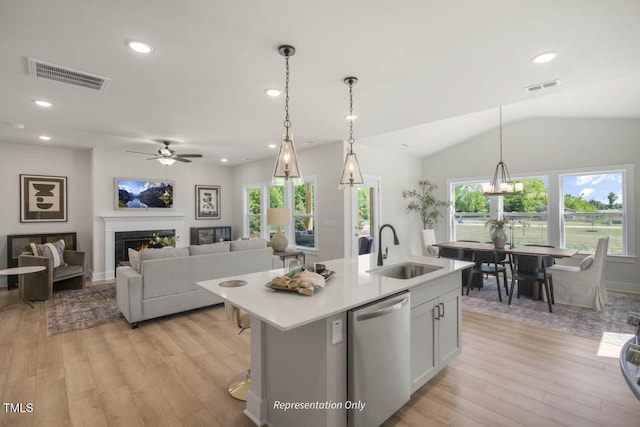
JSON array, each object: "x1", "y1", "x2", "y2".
[
  {"x1": 446, "y1": 163, "x2": 635, "y2": 260},
  {"x1": 243, "y1": 175, "x2": 318, "y2": 251}
]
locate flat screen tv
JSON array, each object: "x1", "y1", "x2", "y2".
[{"x1": 115, "y1": 178, "x2": 174, "y2": 209}]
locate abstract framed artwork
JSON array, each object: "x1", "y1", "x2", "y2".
[
  {"x1": 195, "y1": 185, "x2": 220, "y2": 219},
  {"x1": 20, "y1": 174, "x2": 68, "y2": 222}
]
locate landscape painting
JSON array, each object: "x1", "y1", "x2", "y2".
[{"x1": 116, "y1": 178, "x2": 174, "y2": 209}]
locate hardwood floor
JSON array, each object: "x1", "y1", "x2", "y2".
[{"x1": 1, "y1": 284, "x2": 639, "y2": 426}]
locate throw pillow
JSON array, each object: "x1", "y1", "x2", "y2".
[
  {"x1": 128, "y1": 248, "x2": 140, "y2": 272},
  {"x1": 580, "y1": 255, "x2": 594, "y2": 271},
  {"x1": 30, "y1": 239, "x2": 65, "y2": 268}
]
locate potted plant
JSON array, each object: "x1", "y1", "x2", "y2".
[
  {"x1": 402, "y1": 180, "x2": 451, "y2": 256},
  {"x1": 402, "y1": 180, "x2": 451, "y2": 229},
  {"x1": 486, "y1": 218, "x2": 510, "y2": 249}
]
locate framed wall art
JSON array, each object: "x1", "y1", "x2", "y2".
[
  {"x1": 115, "y1": 177, "x2": 174, "y2": 210},
  {"x1": 195, "y1": 185, "x2": 220, "y2": 219},
  {"x1": 20, "y1": 174, "x2": 68, "y2": 222}
]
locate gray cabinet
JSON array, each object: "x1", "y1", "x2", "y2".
[{"x1": 409, "y1": 274, "x2": 462, "y2": 394}]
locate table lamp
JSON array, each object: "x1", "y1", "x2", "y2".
[{"x1": 267, "y1": 208, "x2": 291, "y2": 252}]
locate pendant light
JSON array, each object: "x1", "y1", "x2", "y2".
[
  {"x1": 339, "y1": 76, "x2": 364, "y2": 189},
  {"x1": 272, "y1": 44, "x2": 303, "y2": 184},
  {"x1": 482, "y1": 106, "x2": 523, "y2": 195}
]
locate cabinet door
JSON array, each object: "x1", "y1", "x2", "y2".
[
  {"x1": 437, "y1": 288, "x2": 461, "y2": 367},
  {"x1": 410, "y1": 297, "x2": 438, "y2": 393}
]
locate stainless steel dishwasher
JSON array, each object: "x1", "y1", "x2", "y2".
[{"x1": 348, "y1": 291, "x2": 410, "y2": 426}]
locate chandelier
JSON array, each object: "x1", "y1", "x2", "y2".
[{"x1": 483, "y1": 106, "x2": 523, "y2": 195}]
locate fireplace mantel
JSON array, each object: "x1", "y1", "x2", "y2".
[{"x1": 101, "y1": 215, "x2": 185, "y2": 280}]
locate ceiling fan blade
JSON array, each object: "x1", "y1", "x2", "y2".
[
  {"x1": 176, "y1": 154, "x2": 203, "y2": 158},
  {"x1": 145, "y1": 156, "x2": 162, "y2": 160},
  {"x1": 127, "y1": 150, "x2": 157, "y2": 156},
  {"x1": 173, "y1": 157, "x2": 191, "y2": 163}
]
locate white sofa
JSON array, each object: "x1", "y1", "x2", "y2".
[
  {"x1": 116, "y1": 239, "x2": 277, "y2": 327},
  {"x1": 547, "y1": 236, "x2": 609, "y2": 310}
]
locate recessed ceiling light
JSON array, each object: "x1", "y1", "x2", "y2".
[
  {"x1": 220, "y1": 158, "x2": 228, "y2": 163},
  {"x1": 265, "y1": 89, "x2": 281, "y2": 97},
  {"x1": 33, "y1": 99, "x2": 52, "y2": 108},
  {"x1": 531, "y1": 51, "x2": 558, "y2": 64},
  {"x1": 345, "y1": 114, "x2": 357, "y2": 120},
  {"x1": 268, "y1": 143, "x2": 277, "y2": 149},
  {"x1": 39, "y1": 135, "x2": 51, "y2": 141},
  {"x1": 126, "y1": 40, "x2": 154, "y2": 54}
]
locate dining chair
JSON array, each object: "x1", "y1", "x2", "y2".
[
  {"x1": 509, "y1": 254, "x2": 554, "y2": 313},
  {"x1": 465, "y1": 249, "x2": 508, "y2": 302}
]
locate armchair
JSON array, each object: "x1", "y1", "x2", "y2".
[
  {"x1": 18, "y1": 250, "x2": 86, "y2": 300},
  {"x1": 547, "y1": 237, "x2": 609, "y2": 310}
]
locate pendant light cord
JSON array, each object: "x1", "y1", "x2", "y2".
[
  {"x1": 284, "y1": 51, "x2": 291, "y2": 139},
  {"x1": 499, "y1": 106, "x2": 503, "y2": 162},
  {"x1": 348, "y1": 80, "x2": 355, "y2": 153}
]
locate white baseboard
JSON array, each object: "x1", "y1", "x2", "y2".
[{"x1": 606, "y1": 280, "x2": 640, "y2": 294}]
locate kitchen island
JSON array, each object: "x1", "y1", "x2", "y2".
[{"x1": 197, "y1": 253, "x2": 472, "y2": 427}]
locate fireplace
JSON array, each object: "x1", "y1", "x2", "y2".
[
  {"x1": 101, "y1": 215, "x2": 185, "y2": 281},
  {"x1": 114, "y1": 229, "x2": 175, "y2": 268}
]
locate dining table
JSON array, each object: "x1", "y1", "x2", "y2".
[{"x1": 432, "y1": 241, "x2": 578, "y2": 299}]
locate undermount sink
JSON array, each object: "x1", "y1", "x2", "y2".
[{"x1": 369, "y1": 262, "x2": 443, "y2": 280}]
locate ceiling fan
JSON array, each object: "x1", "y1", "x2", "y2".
[{"x1": 127, "y1": 140, "x2": 203, "y2": 165}]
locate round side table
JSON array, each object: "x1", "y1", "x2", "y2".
[{"x1": 0, "y1": 265, "x2": 46, "y2": 310}]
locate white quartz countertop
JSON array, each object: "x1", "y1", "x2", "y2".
[{"x1": 197, "y1": 253, "x2": 472, "y2": 331}]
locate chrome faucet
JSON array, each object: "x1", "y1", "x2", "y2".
[{"x1": 377, "y1": 224, "x2": 400, "y2": 266}]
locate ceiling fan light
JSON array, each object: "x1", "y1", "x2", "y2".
[{"x1": 158, "y1": 158, "x2": 176, "y2": 166}]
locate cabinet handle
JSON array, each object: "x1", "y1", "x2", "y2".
[
  {"x1": 434, "y1": 304, "x2": 440, "y2": 320},
  {"x1": 440, "y1": 302, "x2": 445, "y2": 319}
]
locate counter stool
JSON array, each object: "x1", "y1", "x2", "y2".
[{"x1": 225, "y1": 302, "x2": 251, "y2": 400}]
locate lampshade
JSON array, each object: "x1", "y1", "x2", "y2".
[
  {"x1": 267, "y1": 208, "x2": 291, "y2": 225},
  {"x1": 158, "y1": 157, "x2": 176, "y2": 166}
]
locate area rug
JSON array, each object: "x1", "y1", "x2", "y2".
[
  {"x1": 461, "y1": 279, "x2": 640, "y2": 341},
  {"x1": 46, "y1": 283, "x2": 122, "y2": 336}
]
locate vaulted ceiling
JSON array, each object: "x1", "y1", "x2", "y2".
[{"x1": 1, "y1": 0, "x2": 639, "y2": 164}]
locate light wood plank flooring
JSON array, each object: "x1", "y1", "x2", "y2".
[{"x1": 1, "y1": 283, "x2": 639, "y2": 426}]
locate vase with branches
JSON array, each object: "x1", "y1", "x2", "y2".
[{"x1": 402, "y1": 180, "x2": 451, "y2": 230}]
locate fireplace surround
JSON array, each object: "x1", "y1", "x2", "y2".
[{"x1": 101, "y1": 216, "x2": 184, "y2": 280}]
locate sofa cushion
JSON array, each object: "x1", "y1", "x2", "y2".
[
  {"x1": 230, "y1": 239, "x2": 267, "y2": 252},
  {"x1": 31, "y1": 239, "x2": 65, "y2": 268},
  {"x1": 138, "y1": 247, "x2": 189, "y2": 273},
  {"x1": 53, "y1": 264, "x2": 83, "y2": 281},
  {"x1": 128, "y1": 248, "x2": 141, "y2": 272},
  {"x1": 189, "y1": 242, "x2": 230, "y2": 255},
  {"x1": 580, "y1": 255, "x2": 595, "y2": 271}
]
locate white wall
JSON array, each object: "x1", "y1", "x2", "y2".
[
  {"x1": 421, "y1": 117, "x2": 640, "y2": 291},
  {"x1": 355, "y1": 144, "x2": 425, "y2": 257},
  {"x1": 0, "y1": 142, "x2": 93, "y2": 288},
  {"x1": 90, "y1": 147, "x2": 234, "y2": 279},
  {"x1": 231, "y1": 142, "x2": 346, "y2": 262}
]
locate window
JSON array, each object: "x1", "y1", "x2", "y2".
[
  {"x1": 293, "y1": 181, "x2": 316, "y2": 248},
  {"x1": 243, "y1": 176, "x2": 318, "y2": 250},
  {"x1": 561, "y1": 171, "x2": 625, "y2": 255},
  {"x1": 448, "y1": 164, "x2": 634, "y2": 257},
  {"x1": 246, "y1": 186, "x2": 262, "y2": 238}
]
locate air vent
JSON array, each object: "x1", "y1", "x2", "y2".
[
  {"x1": 524, "y1": 79, "x2": 560, "y2": 93},
  {"x1": 28, "y1": 58, "x2": 110, "y2": 92}
]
